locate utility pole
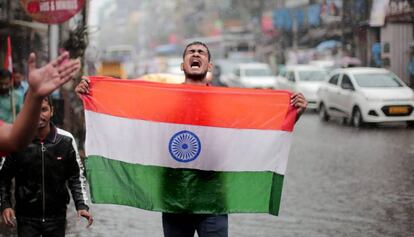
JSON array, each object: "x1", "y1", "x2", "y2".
[{"x1": 48, "y1": 25, "x2": 59, "y2": 61}]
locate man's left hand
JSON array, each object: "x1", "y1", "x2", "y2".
[{"x1": 291, "y1": 92, "x2": 308, "y2": 119}]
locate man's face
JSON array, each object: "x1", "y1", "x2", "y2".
[
  {"x1": 0, "y1": 77, "x2": 11, "y2": 95},
  {"x1": 13, "y1": 72, "x2": 24, "y2": 87},
  {"x1": 38, "y1": 100, "x2": 53, "y2": 129},
  {"x1": 181, "y1": 44, "x2": 212, "y2": 81}
]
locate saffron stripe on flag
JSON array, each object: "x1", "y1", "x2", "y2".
[
  {"x1": 83, "y1": 77, "x2": 296, "y2": 131},
  {"x1": 86, "y1": 156, "x2": 284, "y2": 216}
]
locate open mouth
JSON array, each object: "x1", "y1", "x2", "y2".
[{"x1": 190, "y1": 60, "x2": 201, "y2": 69}]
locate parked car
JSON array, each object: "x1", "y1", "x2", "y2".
[
  {"x1": 276, "y1": 65, "x2": 328, "y2": 109},
  {"x1": 317, "y1": 67, "x2": 414, "y2": 127},
  {"x1": 225, "y1": 63, "x2": 276, "y2": 89},
  {"x1": 309, "y1": 60, "x2": 337, "y2": 71}
]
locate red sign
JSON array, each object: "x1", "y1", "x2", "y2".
[{"x1": 20, "y1": 0, "x2": 85, "y2": 24}]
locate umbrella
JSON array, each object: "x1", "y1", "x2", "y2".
[
  {"x1": 155, "y1": 44, "x2": 182, "y2": 55},
  {"x1": 316, "y1": 40, "x2": 341, "y2": 51},
  {"x1": 340, "y1": 56, "x2": 362, "y2": 67}
]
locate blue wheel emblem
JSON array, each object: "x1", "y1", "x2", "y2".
[{"x1": 169, "y1": 130, "x2": 201, "y2": 163}]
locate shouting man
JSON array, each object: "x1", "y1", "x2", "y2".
[{"x1": 76, "y1": 42, "x2": 307, "y2": 237}]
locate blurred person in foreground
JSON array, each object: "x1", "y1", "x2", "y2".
[
  {"x1": 76, "y1": 42, "x2": 307, "y2": 237},
  {"x1": 0, "y1": 95, "x2": 93, "y2": 237},
  {"x1": 0, "y1": 68, "x2": 22, "y2": 123},
  {"x1": 0, "y1": 52, "x2": 80, "y2": 156},
  {"x1": 13, "y1": 65, "x2": 29, "y2": 100}
]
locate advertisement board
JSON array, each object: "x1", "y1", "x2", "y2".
[{"x1": 20, "y1": 0, "x2": 85, "y2": 24}]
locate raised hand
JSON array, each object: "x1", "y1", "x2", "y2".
[{"x1": 28, "y1": 52, "x2": 81, "y2": 98}]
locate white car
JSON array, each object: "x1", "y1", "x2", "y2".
[
  {"x1": 225, "y1": 63, "x2": 276, "y2": 89},
  {"x1": 317, "y1": 67, "x2": 414, "y2": 127},
  {"x1": 276, "y1": 65, "x2": 328, "y2": 109}
]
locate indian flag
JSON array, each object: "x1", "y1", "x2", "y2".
[
  {"x1": 83, "y1": 77, "x2": 297, "y2": 216},
  {"x1": 4, "y1": 36, "x2": 12, "y2": 73}
]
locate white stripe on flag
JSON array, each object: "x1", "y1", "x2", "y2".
[{"x1": 85, "y1": 111, "x2": 292, "y2": 175}]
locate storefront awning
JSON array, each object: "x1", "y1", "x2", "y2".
[{"x1": 9, "y1": 20, "x2": 48, "y2": 31}]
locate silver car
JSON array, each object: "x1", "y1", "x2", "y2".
[
  {"x1": 225, "y1": 63, "x2": 276, "y2": 89},
  {"x1": 276, "y1": 65, "x2": 328, "y2": 109}
]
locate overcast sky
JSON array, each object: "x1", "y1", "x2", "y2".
[{"x1": 88, "y1": 0, "x2": 109, "y2": 25}]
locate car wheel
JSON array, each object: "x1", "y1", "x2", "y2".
[
  {"x1": 407, "y1": 121, "x2": 414, "y2": 128},
  {"x1": 341, "y1": 117, "x2": 349, "y2": 125},
  {"x1": 319, "y1": 104, "x2": 330, "y2": 121},
  {"x1": 352, "y1": 107, "x2": 364, "y2": 128}
]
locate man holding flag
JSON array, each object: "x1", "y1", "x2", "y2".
[{"x1": 76, "y1": 41, "x2": 307, "y2": 237}]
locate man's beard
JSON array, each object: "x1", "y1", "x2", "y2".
[{"x1": 184, "y1": 71, "x2": 207, "y2": 81}]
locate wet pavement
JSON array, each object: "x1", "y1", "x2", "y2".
[{"x1": 1, "y1": 113, "x2": 414, "y2": 236}]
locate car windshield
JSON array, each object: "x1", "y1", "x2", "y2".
[
  {"x1": 244, "y1": 68, "x2": 273, "y2": 77},
  {"x1": 298, "y1": 70, "x2": 327, "y2": 81},
  {"x1": 353, "y1": 73, "x2": 404, "y2": 88}
]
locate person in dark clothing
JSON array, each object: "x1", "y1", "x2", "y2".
[{"x1": 0, "y1": 96, "x2": 93, "y2": 237}]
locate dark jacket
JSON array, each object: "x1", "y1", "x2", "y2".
[{"x1": 0, "y1": 124, "x2": 89, "y2": 219}]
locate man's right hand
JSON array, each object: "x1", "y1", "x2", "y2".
[
  {"x1": 28, "y1": 51, "x2": 81, "y2": 99},
  {"x1": 2, "y1": 208, "x2": 16, "y2": 227},
  {"x1": 75, "y1": 76, "x2": 91, "y2": 98}
]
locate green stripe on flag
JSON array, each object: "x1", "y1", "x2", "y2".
[{"x1": 86, "y1": 156, "x2": 284, "y2": 215}]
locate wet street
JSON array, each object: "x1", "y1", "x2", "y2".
[{"x1": 2, "y1": 112, "x2": 414, "y2": 237}]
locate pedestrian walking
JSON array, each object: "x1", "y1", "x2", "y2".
[{"x1": 0, "y1": 95, "x2": 93, "y2": 237}]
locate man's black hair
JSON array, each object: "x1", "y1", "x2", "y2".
[
  {"x1": 182, "y1": 41, "x2": 211, "y2": 62},
  {"x1": 0, "y1": 68, "x2": 12, "y2": 81}
]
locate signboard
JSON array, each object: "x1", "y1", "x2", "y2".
[
  {"x1": 388, "y1": 0, "x2": 413, "y2": 16},
  {"x1": 20, "y1": 0, "x2": 85, "y2": 24},
  {"x1": 285, "y1": 0, "x2": 309, "y2": 8},
  {"x1": 369, "y1": 0, "x2": 389, "y2": 27},
  {"x1": 387, "y1": 0, "x2": 414, "y2": 22}
]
